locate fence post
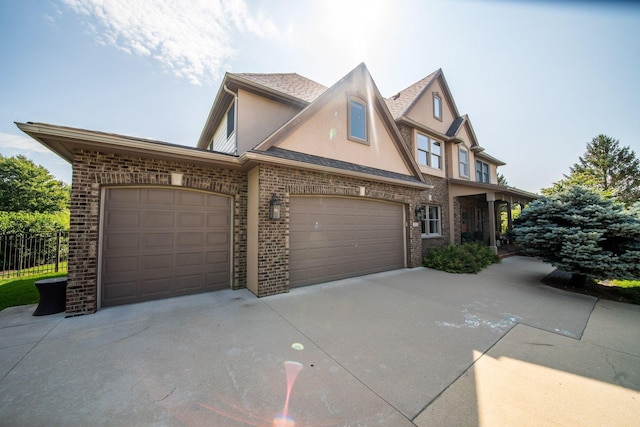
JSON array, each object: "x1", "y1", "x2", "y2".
[{"x1": 55, "y1": 231, "x2": 61, "y2": 273}]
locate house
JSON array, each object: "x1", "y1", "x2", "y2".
[{"x1": 17, "y1": 63, "x2": 536, "y2": 316}]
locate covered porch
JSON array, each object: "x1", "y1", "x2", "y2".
[{"x1": 448, "y1": 179, "x2": 538, "y2": 254}]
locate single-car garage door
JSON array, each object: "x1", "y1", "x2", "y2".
[
  {"x1": 101, "y1": 187, "x2": 231, "y2": 307},
  {"x1": 289, "y1": 196, "x2": 405, "y2": 287}
]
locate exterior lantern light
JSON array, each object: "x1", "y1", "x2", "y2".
[
  {"x1": 415, "y1": 206, "x2": 426, "y2": 221},
  {"x1": 269, "y1": 193, "x2": 282, "y2": 220}
]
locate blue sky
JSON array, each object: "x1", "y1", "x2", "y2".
[{"x1": 1, "y1": 0, "x2": 639, "y2": 193}]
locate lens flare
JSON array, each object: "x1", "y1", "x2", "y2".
[{"x1": 273, "y1": 361, "x2": 303, "y2": 426}]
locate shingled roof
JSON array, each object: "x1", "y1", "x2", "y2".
[
  {"x1": 258, "y1": 147, "x2": 424, "y2": 184},
  {"x1": 235, "y1": 73, "x2": 327, "y2": 103},
  {"x1": 384, "y1": 70, "x2": 439, "y2": 120}
]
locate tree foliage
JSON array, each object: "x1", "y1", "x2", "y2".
[
  {"x1": 0, "y1": 155, "x2": 70, "y2": 213},
  {"x1": 514, "y1": 186, "x2": 640, "y2": 284},
  {"x1": 543, "y1": 135, "x2": 640, "y2": 205},
  {"x1": 0, "y1": 211, "x2": 70, "y2": 234}
]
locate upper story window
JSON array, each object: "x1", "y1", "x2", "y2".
[
  {"x1": 459, "y1": 148, "x2": 469, "y2": 178},
  {"x1": 433, "y1": 93, "x2": 442, "y2": 120},
  {"x1": 417, "y1": 133, "x2": 442, "y2": 169},
  {"x1": 476, "y1": 160, "x2": 490, "y2": 183},
  {"x1": 226, "y1": 101, "x2": 235, "y2": 138},
  {"x1": 348, "y1": 98, "x2": 367, "y2": 143}
]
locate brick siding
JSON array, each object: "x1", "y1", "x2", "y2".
[
  {"x1": 68, "y1": 149, "x2": 247, "y2": 315},
  {"x1": 254, "y1": 164, "x2": 427, "y2": 297}
]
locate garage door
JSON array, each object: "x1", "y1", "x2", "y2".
[
  {"x1": 101, "y1": 188, "x2": 231, "y2": 306},
  {"x1": 289, "y1": 196, "x2": 405, "y2": 287}
]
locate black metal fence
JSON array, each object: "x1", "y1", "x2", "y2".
[{"x1": 0, "y1": 231, "x2": 69, "y2": 279}]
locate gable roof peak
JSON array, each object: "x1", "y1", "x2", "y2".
[
  {"x1": 232, "y1": 72, "x2": 328, "y2": 103},
  {"x1": 385, "y1": 69, "x2": 442, "y2": 119}
]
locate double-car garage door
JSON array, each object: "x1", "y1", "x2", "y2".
[
  {"x1": 100, "y1": 188, "x2": 231, "y2": 307},
  {"x1": 100, "y1": 190, "x2": 405, "y2": 306},
  {"x1": 289, "y1": 196, "x2": 405, "y2": 287}
]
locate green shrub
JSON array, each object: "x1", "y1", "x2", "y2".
[
  {"x1": 0, "y1": 211, "x2": 70, "y2": 234},
  {"x1": 423, "y1": 242, "x2": 500, "y2": 274}
]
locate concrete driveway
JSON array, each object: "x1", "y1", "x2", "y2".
[{"x1": 1, "y1": 256, "x2": 639, "y2": 426}]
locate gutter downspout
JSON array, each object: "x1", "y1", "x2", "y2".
[{"x1": 223, "y1": 85, "x2": 238, "y2": 155}]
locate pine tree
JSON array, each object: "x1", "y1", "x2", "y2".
[
  {"x1": 514, "y1": 186, "x2": 640, "y2": 285},
  {"x1": 545, "y1": 135, "x2": 640, "y2": 205}
]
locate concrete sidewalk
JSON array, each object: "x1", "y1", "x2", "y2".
[{"x1": 1, "y1": 256, "x2": 639, "y2": 426}]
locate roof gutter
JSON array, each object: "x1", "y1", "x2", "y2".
[{"x1": 16, "y1": 122, "x2": 243, "y2": 168}]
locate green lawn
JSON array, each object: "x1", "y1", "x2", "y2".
[
  {"x1": 610, "y1": 280, "x2": 640, "y2": 304},
  {"x1": 0, "y1": 272, "x2": 68, "y2": 311}
]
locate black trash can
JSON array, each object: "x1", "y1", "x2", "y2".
[{"x1": 33, "y1": 277, "x2": 67, "y2": 316}]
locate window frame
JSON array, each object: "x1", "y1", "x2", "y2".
[
  {"x1": 433, "y1": 93, "x2": 442, "y2": 121},
  {"x1": 459, "y1": 147, "x2": 470, "y2": 178},
  {"x1": 348, "y1": 96, "x2": 368, "y2": 144},
  {"x1": 476, "y1": 160, "x2": 490, "y2": 183},
  {"x1": 226, "y1": 101, "x2": 235, "y2": 139},
  {"x1": 420, "y1": 205, "x2": 442, "y2": 237},
  {"x1": 416, "y1": 133, "x2": 443, "y2": 170}
]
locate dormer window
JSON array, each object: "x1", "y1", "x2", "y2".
[
  {"x1": 433, "y1": 93, "x2": 442, "y2": 120},
  {"x1": 348, "y1": 97, "x2": 367, "y2": 143}
]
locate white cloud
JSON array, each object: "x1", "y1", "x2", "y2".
[
  {"x1": 0, "y1": 133, "x2": 51, "y2": 154},
  {"x1": 61, "y1": 0, "x2": 279, "y2": 85},
  {"x1": 0, "y1": 133, "x2": 72, "y2": 183}
]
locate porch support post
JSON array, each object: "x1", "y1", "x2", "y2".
[
  {"x1": 506, "y1": 202, "x2": 513, "y2": 234},
  {"x1": 486, "y1": 192, "x2": 498, "y2": 254}
]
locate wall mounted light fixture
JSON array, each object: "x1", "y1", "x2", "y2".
[{"x1": 269, "y1": 194, "x2": 282, "y2": 220}]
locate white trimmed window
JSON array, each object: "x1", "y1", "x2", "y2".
[
  {"x1": 348, "y1": 98, "x2": 367, "y2": 143},
  {"x1": 459, "y1": 148, "x2": 469, "y2": 178},
  {"x1": 476, "y1": 160, "x2": 490, "y2": 183},
  {"x1": 417, "y1": 133, "x2": 442, "y2": 169},
  {"x1": 433, "y1": 93, "x2": 442, "y2": 120},
  {"x1": 420, "y1": 205, "x2": 442, "y2": 236}
]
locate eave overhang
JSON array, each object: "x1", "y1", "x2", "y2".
[
  {"x1": 16, "y1": 122, "x2": 243, "y2": 170},
  {"x1": 449, "y1": 178, "x2": 538, "y2": 201}
]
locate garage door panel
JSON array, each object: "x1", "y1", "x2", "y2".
[
  {"x1": 206, "y1": 232, "x2": 229, "y2": 246},
  {"x1": 176, "y1": 252, "x2": 204, "y2": 267},
  {"x1": 178, "y1": 212, "x2": 206, "y2": 227},
  {"x1": 105, "y1": 234, "x2": 140, "y2": 251},
  {"x1": 103, "y1": 256, "x2": 139, "y2": 274},
  {"x1": 101, "y1": 188, "x2": 231, "y2": 307},
  {"x1": 103, "y1": 280, "x2": 137, "y2": 301},
  {"x1": 143, "y1": 253, "x2": 174, "y2": 269},
  {"x1": 107, "y1": 188, "x2": 140, "y2": 203},
  {"x1": 106, "y1": 211, "x2": 140, "y2": 227},
  {"x1": 143, "y1": 233, "x2": 173, "y2": 248},
  {"x1": 145, "y1": 189, "x2": 176, "y2": 205},
  {"x1": 207, "y1": 214, "x2": 230, "y2": 227},
  {"x1": 177, "y1": 191, "x2": 205, "y2": 206},
  {"x1": 290, "y1": 197, "x2": 404, "y2": 287},
  {"x1": 206, "y1": 251, "x2": 229, "y2": 264},
  {"x1": 140, "y1": 277, "x2": 173, "y2": 296},
  {"x1": 143, "y1": 211, "x2": 174, "y2": 227},
  {"x1": 176, "y1": 232, "x2": 205, "y2": 247}
]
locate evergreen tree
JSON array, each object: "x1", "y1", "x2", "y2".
[
  {"x1": 545, "y1": 135, "x2": 640, "y2": 205},
  {"x1": 514, "y1": 186, "x2": 640, "y2": 285}
]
